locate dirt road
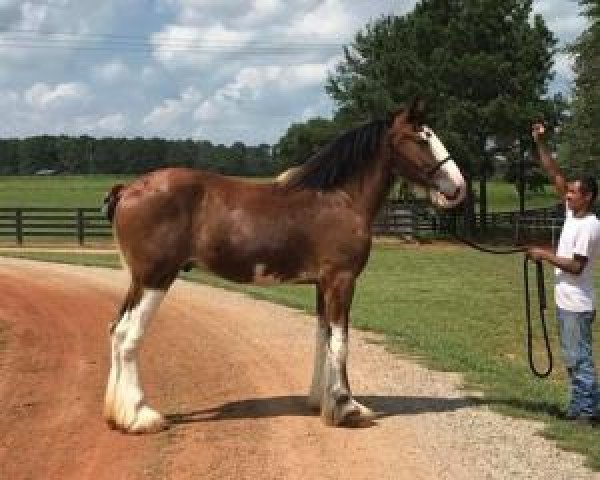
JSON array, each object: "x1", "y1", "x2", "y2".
[{"x1": 0, "y1": 258, "x2": 596, "y2": 479}]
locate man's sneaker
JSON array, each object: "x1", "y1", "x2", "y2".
[
  {"x1": 560, "y1": 411, "x2": 600, "y2": 426},
  {"x1": 559, "y1": 410, "x2": 581, "y2": 421},
  {"x1": 574, "y1": 414, "x2": 600, "y2": 426}
]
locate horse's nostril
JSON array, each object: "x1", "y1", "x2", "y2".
[{"x1": 444, "y1": 187, "x2": 461, "y2": 202}]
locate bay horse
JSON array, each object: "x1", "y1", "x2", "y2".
[{"x1": 103, "y1": 99, "x2": 466, "y2": 433}]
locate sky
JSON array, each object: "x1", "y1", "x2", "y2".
[{"x1": 0, "y1": 0, "x2": 590, "y2": 145}]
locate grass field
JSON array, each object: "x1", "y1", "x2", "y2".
[
  {"x1": 0, "y1": 175, "x2": 557, "y2": 212},
  {"x1": 0, "y1": 175, "x2": 131, "y2": 208},
  {"x1": 3, "y1": 245, "x2": 600, "y2": 470},
  {"x1": 473, "y1": 181, "x2": 558, "y2": 212}
]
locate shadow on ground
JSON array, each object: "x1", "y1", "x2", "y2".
[{"x1": 166, "y1": 394, "x2": 475, "y2": 426}]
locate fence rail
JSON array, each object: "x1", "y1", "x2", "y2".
[
  {"x1": 0, "y1": 203, "x2": 570, "y2": 246},
  {"x1": 0, "y1": 207, "x2": 111, "y2": 245},
  {"x1": 373, "y1": 201, "x2": 568, "y2": 245}
]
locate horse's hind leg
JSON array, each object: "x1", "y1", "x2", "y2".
[{"x1": 104, "y1": 281, "x2": 169, "y2": 433}]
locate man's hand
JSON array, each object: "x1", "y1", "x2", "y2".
[
  {"x1": 532, "y1": 123, "x2": 545, "y2": 143},
  {"x1": 527, "y1": 247, "x2": 549, "y2": 262},
  {"x1": 530, "y1": 121, "x2": 566, "y2": 199},
  {"x1": 527, "y1": 247, "x2": 587, "y2": 275}
]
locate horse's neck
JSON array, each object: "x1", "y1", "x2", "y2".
[{"x1": 343, "y1": 154, "x2": 392, "y2": 224}]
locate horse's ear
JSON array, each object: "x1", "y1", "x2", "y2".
[{"x1": 407, "y1": 97, "x2": 427, "y2": 126}]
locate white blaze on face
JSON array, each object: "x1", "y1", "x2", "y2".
[
  {"x1": 420, "y1": 126, "x2": 466, "y2": 208},
  {"x1": 421, "y1": 126, "x2": 449, "y2": 163}
]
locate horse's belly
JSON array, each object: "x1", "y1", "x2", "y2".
[
  {"x1": 196, "y1": 223, "x2": 315, "y2": 284},
  {"x1": 200, "y1": 254, "x2": 315, "y2": 285},
  {"x1": 250, "y1": 263, "x2": 315, "y2": 285}
]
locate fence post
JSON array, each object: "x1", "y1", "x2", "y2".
[
  {"x1": 15, "y1": 209, "x2": 23, "y2": 245},
  {"x1": 77, "y1": 209, "x2": 85, "y2": 246}
]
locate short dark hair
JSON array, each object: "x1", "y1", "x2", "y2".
[{"x1": 575, "y1": 176, "x2": 598, "y2": 204}]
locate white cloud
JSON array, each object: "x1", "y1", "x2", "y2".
[
  {"x1": 143, "y1": 86, "x2": 203, "y2": 127},
  {"x1": 0, "y1": 0, "x2": 590, "y2": 144},
  {"x1": 24, "y1": 82, "x2": 89, "y2": 109},
  {"x1": 287, "y1": 0, "x2": 350, "y2": 39},
  {"x1": 94, "y1": 60, "x2": 129, "y2": 83},
  {"x1": 532, "y1": 0, "x2": 589, "y2": 44},
  {"x1": 193, "y1": 64, "x2": 326, "y2": 121},
  {"x1": 554, "y1": 52, "x2": 576, "y2": 80},
  {"x1": 194, "y1": 99, "x2": 220, "y2": 121},
  {"x1": 75, "y1": 112, "x2": 127, "y2": 134},
  {"x1": 152, "y1": 23, "x2": 254, "y2": 69},
  {"x1": 96, "y1": 113, "x2": 127, "y2": 132},
  {"x1": 19, "y1": 2, "x2": 49, "y2": 30},
  {"x1": 161, "y1": 0, "x2": 259, "y2": 25},
  {"x1": 0, "y1": 89, "x2": 19, "y2": 106}
]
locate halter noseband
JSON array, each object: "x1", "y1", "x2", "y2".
[{"x1": 427, "y1": 156, "x2": 452, "y2": 178}]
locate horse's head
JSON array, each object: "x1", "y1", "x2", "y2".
[{"x1": 388, "y1": 99, "x2": 466, "y2": 209}]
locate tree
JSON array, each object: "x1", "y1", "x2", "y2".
[
  {"x1": 563, "y1": 0, "x2": 600, "y2": 177},
  {"x1": 0, "y1": 139, "x2": 19, "y2": 175},
  {"x1": 273, "y1": 117, "x2": 356, "y2": 173},
  {"x1": 0, "y1": 135, "x2": 274, "y2": 177},
  {"x1": 326, "y1": 0, "x2": 557, "y2": 233}
]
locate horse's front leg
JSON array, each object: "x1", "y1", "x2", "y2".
[
  {"x1": 320, "y1": 273, "x2": 373, "y2": 426},
  {"x1": 308, "y1": 286, "x2": 329, "y2": 410},
  {"x1": 104, "y1": 286, "x2": 167, "y2": 433}
]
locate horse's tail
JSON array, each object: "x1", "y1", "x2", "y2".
[{"x1": 102, "y1": 184, "x2": 125, "y2": 223}]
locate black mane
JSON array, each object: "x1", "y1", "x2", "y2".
[{"x1": 282, "y1": 118, "x2": 391, "y2": 191}]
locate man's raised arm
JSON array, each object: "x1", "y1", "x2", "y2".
[{"x1": 531, "y1": 123, "x2": 567, "y2": 200}]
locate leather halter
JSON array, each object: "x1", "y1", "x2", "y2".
[{"x1": 426, "y1": 156, "x2": 452, "y2": 178}]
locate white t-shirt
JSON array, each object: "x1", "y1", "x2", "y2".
[{"x1": 554, "y1": 205, "x2": 600, "y2": 312}]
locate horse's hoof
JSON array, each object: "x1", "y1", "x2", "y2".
[
  {"x1": 105, "y1": 417, "x2": 119, "y2": 430},
  {"x1": 321, "y1": 392, "x2": 361, "y2": 426},
  {"x1": 352, "y1": 399, "x2": 376, "y2": 420},
  {"x1": 129, "y1": 406, "x2": 168, "y2": 434},
  {"x1": 335, "y1": 398, "x2": 361, "y2": 426}
]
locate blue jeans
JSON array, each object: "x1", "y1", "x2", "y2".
[{"x1": 556, "y1": 307, "x2": 600, "y2": 416}]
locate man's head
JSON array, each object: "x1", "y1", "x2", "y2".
[{"x1": 566, "y1": 176, "x2": 598, "y2": 214}]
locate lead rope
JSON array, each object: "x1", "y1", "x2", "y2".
[
  {"x1": 523, "y1": 255, "x2": 553, "y2": 377},
  {"x1": 450, "y1": 234, "x2": 553, "y2": 377}
]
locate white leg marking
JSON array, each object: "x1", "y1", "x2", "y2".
[
  {"x1": 308, "y1": 318, "x2": 328, "y2": 409},
  {"x1": 329, "y1": 325, "x2": 348, "y2": 390},
  {"x1": 104, "y1": 333, "x2": 122, "y2": 426},
  {"x1": 321, "y1": 325, "x2": 373, "y2": 425},
  {"x1": 105, "y1": 289, "x2": 166, "y2": 433},
  {"x1": 321, "y1": 325, "x2": 354, "y2": 425}
]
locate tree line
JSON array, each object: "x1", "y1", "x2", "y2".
[{"x1": 0, "y1": 135, "x2": 278, "y2": 177}]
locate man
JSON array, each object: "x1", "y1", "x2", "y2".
[{"x1": 528, "y1": 122, "x2": 600, "y2": 424}]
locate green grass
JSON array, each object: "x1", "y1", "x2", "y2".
[
  {"x1": 0, "y1": 175, "x2": 132, "y2": 208},
  {"x1": 0, "y1": 175, "x2": 557, "y2": 212},
  {"x1": 4, "y1": 246, "x2": 600, "y2": 469},
  {"x1": 475, "y1": 181, "x2": 558, "y2": 212}
]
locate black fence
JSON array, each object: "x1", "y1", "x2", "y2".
[
  {"x1": 0, "y1": 207, "x2": 111, "y2": 245},
  {"x1": 373, "y1": 201, "x2": 567, "y2": 246},
  {"x1": 0, "y1": 203, "x2": 569, "y2": 246}
]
